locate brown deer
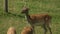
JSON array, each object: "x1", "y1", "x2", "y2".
[
  {"x1": 21, "y1": 26, "x2": 33, "y2": 34},
  {"x1": 21, "y1": 6, "x2": 52, "y2": 34},
  {"x1": 7, "y1": 27, "x2": 16, "y2": 34}
]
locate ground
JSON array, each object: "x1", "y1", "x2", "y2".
[{"x1": 0, "y1": 0, "x2": 60, "y2": 34}]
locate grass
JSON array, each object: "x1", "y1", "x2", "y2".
[{"x1": 0, "y1": 0, "x2": 60, "y2": 34}]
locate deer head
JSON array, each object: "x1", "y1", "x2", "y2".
[{"x1": 21, "y1": 6, "x2": 29, "y2": 14}]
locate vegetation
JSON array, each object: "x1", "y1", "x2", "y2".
[{"x1": 0, "y1": 0, "x2": 60, "y2": 34}]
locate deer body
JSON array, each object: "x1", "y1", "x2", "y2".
[
  {"x1": 21, "y1": 26, "x2": 33, "y2": 34},
  {"x1": 21, "y1": 6, "x2": 52, "y2": 34},
  {"x1": 26, "y1": 14, "x2": 51, "y2": 26}
]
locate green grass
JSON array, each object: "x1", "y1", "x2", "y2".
[{"x1": 0, "y1": 0, "x2": 60, "y2": 34}]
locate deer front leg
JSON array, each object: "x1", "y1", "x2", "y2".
[{"x1": 31, "y1": 26, "x2": 36, "y2": 34}]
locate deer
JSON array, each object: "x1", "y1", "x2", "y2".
[
  {"x1": 21, "y1": 26, "x2": 33, "y2": 34},
  {"x1": 7, "y1": 27, "x2": 16, "y2": 34},
  {"x1": 21, "y1": 6, "x2": 52, "y2": 34}
]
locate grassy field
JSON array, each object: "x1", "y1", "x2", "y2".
[{"x1": 0, "y1": 0, "x2": 60, "y2": 34}]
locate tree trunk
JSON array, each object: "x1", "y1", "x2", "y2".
[{"x1": 5, "y1": 0, "x2": 8, "y2": 13}]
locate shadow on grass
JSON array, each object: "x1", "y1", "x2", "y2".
[{"x1": 3, "y1": 12, "x2": 25, "y2": 18}]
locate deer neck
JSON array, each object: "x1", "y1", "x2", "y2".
[
  {"x1": 25, "y1": 13, "x2": 32, "y2": 24},
  {"x1": 25, "y1": 13, "x2": 30, "y2": 19},
  {"x1": 26, "y1": 14, "x2": 32, "y2": 25}
]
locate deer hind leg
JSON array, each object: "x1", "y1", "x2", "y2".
[
  {"x1": 43, "y1": 24, "x2": 48, "y2": 34},
  {"x1": 46, "y1": 20, "x2": 52, "y2": 34},
  {"x1": 45, "y1": 17, "x2": 52, "y2": 34},
  {"x1": 47, "y1": 25, "x2": 52, "y2": 34},
  {"x1": 46, "y1": 21, "x2": 52, "y2": 34}
]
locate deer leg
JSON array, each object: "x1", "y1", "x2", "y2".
[
  {"x1": 45, "y1": 18, "x2": 52, "y2": 34},
  {"x1": 43, "y1": 24, "x2": 48, "y2": 34},
  {"x1": 47, "y1": 25, "x2": 52, "y2": 34},
  {"x1": 32, "y1": 26, "x2": 36, "y2": 34}
]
